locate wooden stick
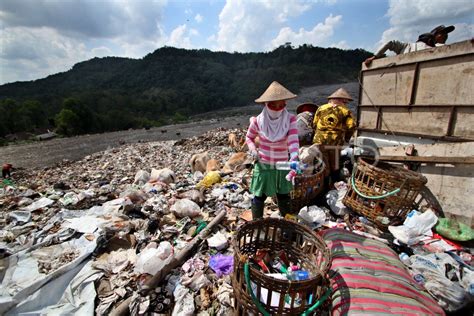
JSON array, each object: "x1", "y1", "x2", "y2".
[{"x1": 110, "y1": 209, "x2": 227, "y2": 316}]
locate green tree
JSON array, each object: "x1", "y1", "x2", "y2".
[{"x1": 55, "y1": 109, "x2": 80, "y2": 136}]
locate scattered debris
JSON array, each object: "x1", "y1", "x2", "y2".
[{"x1": 0, "y1": 126, "x2": 472, "y2": 315}]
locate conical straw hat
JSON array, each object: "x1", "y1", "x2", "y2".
[
  {"x1": 255, "y1": 81, "x2": 297, "y2": 103},
  {"x1": 327, "y1": 88, "x2": 353, "y2": 101}
]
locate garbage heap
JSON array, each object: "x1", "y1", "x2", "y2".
[
  {"x1": 0, "y1": 128, "x2": 253, "y2": 315},
  {"x1": 1, "y1": 127, "x2": 473, "y2": 315}
]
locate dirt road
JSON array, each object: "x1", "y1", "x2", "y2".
[{"x1": 0, "y1": 116, "x2": 249, "y2": 169}]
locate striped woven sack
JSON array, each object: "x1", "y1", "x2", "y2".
[{"x1": 321, "y1": 228, "x2": 445, "y2": 316}]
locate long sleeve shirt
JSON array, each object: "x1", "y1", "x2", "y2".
[
  {"x1": 374, "y1": 40, "x2": 432, "y2": 58},
  {"x1": 246, "y1": 114, "x2": 299, "y2": 165}
]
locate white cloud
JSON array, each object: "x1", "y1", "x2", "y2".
[
  {"x1": 168, "y1": 24, "x2": 193, "y2": 49},
  {"x1": 195, "y1": 13, "x2": 203, "y2": 23},
  {"x1": 0, "y1": 0, "x2": 178, "y2": 83},
  {"x1": 377, "y1": 0, "x2": 474, "y2": 50},
  {"x1": 270, "y1": 14, "x2": 342, "y2": 49},
  {"x1": 189, "y1": 28, "x2": 199, "y2": 36},
  {"x1": 91, "y1": 46, "x2": 113, "y2": 57},
  {"x1": 214, "y1": 0, "x2": 314, "y2": 52},
  {"x1": 330, "y1": 40, "x2": 349, "y2": 50},
  {"x1": 0, "y1": 27, "x2": 92, "y2": 83}
]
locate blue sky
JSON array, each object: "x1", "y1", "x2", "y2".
[{"x1": 1, "y1": 0, "x2": 473, "y2": 84}]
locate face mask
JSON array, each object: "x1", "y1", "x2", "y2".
[{"x1": 267, "y1": 107, "x2": 283, "y2": 119}]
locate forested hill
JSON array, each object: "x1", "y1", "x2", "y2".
[{"x1": 0, "y1": 45, "x2": 370, "y2": 139}]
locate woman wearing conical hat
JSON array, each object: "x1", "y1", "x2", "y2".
[
  {"x1": 245, "y1": 81, "x2": 300, "y2": 219},
  {"x1": 312, "y1": 87, "x2": 356, "y2": 183}
]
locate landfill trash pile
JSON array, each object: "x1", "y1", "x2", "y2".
[
  {"x1": 1, "y1": 126, "x2": 473, "y2": 315},
  {"x1": 0, "y1": 127, "x2": 251, "y2": 315}
]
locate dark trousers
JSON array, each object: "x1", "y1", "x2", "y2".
[
  {"x1": 2, "y1": 169, "x2": 11, "y2": 178},
  {"x1": 252, "y1": 193, "x2": 292, "y2": 219}
]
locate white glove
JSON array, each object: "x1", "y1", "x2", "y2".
[{"x1": 249, "y1": 149, "x2": 258, "y2": 159}]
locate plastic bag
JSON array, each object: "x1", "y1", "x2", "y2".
[
  {"x1": 133, "y1": 170, "x2": 150, "y2": 185},
  {"x1": 408, "y1": 253, "x2": 469, "y2": 311},
  {"x1": 135, "y1": 248, "x2": 164, "y2": 275},
  {"x1": 170, "y1": 199, "x2": 201, "y2": 218},
  {"x1": 388, "y1": 209, "x2": 438, "y2": 245},
  {"x1": 326, "y1": 188, "x2": 348, "y2": 216},
  {"x1": 298, "y1": 206, "x2": 326, "y2": 224},
  {"x1": 23, "y1": 197, "x2": 54, "y2": 211},
  {"x1": 172, "y1": 284, "x2": 195, "y2": 316},
  {"x1": 157, "y1": 241, "x2": 173, "y2": 260},
  {"x1": 209, "y1": 254, "x2": 234, "y2": 277},
  {"x1": 197, "y1": 171, "x2": 221, "y2": 188},
  {"x1": 207, "y1": 231, "x2": 228, "y2": 250},
  {"x1": 150, "y1": 168, "x2": 176, "y2": 184},
  {"x1": 435, "y1": 218, "x2": 474, "y2": 241}
]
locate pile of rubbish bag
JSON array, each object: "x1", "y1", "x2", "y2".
[
  {"x1": 0, "y1": 128, "x2": 248, "y2": 315},
  {"x1": 1, "y1": 127, "x2": 472, "y2": 315}
]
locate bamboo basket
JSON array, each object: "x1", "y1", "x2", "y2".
[
  {"x1": 232, "y1": 218, "x2": 331, "y2": 315},
  {"x1": 290, "y1": 169, "x2": 325, "y2": 214},
  {"x1": 343, "y1": 158, "x2": 427, "y2": 228}
]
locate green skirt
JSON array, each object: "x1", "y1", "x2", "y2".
[{"x1": 250, "y1": 162, "x2": 293, "y2": 197}]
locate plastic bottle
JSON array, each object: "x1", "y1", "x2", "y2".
[
  {"x1": 399, "y1": 252, "x2": 411, "y2": 265},
  {"x1": 287, "y1": 270, "x2": 309, "y2": 281},
  {"x1": 275, "y1": 161, "x2": 308, "y2": 171}
]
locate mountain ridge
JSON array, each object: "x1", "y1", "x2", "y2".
[{"x1": 0, "y1": 45, "x2": 370, "y2": 140}]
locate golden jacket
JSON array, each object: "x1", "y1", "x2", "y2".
[{"x1": 312, "y1": 103, "x2": 356, "y2": 145}]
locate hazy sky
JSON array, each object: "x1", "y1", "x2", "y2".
[{"x1": 1, "y1": 0, "x2": 473, "y2": 84}]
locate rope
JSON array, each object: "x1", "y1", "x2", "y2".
[
  {"x1": 350, "y1": 164, "x2": 401, "y2": 200},
  {"x1": 244, "y1": 262, "x2": 332, "y2": 315}
]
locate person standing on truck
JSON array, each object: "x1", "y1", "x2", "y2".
[
  {"x1": 312, "y1": 88, "x2": 355, "y2": 185},
  {"x1": 246, "y1": 81, "x2": 300, "y2": 219},
  {"x1": 364, "y1": 32, "x2": 435, "y2": 66},
  {"x1": 430, "y1": 25, "x2": 455, "y2": 46}
]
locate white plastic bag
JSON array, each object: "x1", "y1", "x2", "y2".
[
  {"x1": 298, "y1": 206, "x2": 326, "y2": 224},
  {"x1": 133, "y1": 170, "x2": 150, "y2": 185},
  {"x1": 326, "y1": 189, "x2": 348, "y2": 216},
  {"x1": 409, "y1": 253, "x2": 468, "y2": 311},
  {"x1": 172, "y1": 284, "x2": 195, "y2": 316},
  {"x1": 150, "y1": 168, "x2": 176, "y2": 184},
  {"x1": 170, "y1": 199, "x2": 201, "y2": 218},
  {"x1": 157, "y1": 241, "x2": 173, "y2": 260},
  {"x1": 135, "y1": 248, "x2": 165, "y2": 275},
  {"x1": 207, "y1": 231, "x2": 228, "y2": 250},
  {"x1": 388, "y1": 209, "x2": 438, "y2": 245}
]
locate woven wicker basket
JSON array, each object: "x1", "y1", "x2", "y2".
[
  {"x1": 290, "y1": 170, "x2": 325, "y2": 213},
  {"x1": 343, "y1": 158, "x2": 427, "y2": 228},
  {"x1": 232, "y1": 218, "x2": 331, "y2": 315}
]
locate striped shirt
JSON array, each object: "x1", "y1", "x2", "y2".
[{"x1": 246, "y1": 114, "x2": 299, "y2": 165}]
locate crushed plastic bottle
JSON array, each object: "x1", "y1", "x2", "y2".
[
  {"x1": 287, "y1": 270, "x2": 309, "y2": 281},
  {"x1": 275, "y1": 161, "x2": 308, "y2": 172},
  {"x1": 399, "y1": 252, "x2": 411, "y2": 265}
]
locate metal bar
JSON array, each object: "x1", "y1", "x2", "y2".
[
  {"x1": 357, "y1": 71, "x2": 363, "y2": 127},
  {"x1": 376, "y1": 106, "x2": 382, "y2": 130},
  {"x1": 361, "y1": 51, "x2": 473, "y2": 73},
  {"x1": 409, "y1": 62, "x2": 420, "y2": 106},
  {"x1": 357, "y1": 128, "x2": 473, "y2": 142},
  {"x1": 378, "y1": 155, "x2": 474, "y2": 164},
  {"x1": 446, "y1": 106, "x2": 457, "y2": 136},
  {"x1": 358, "y1": 104, "x2": 473, "y2": 107}
]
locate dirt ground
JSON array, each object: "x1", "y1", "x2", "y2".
[{"x1": 0, "y1": 82, "x2": 358, "y2": 170}]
